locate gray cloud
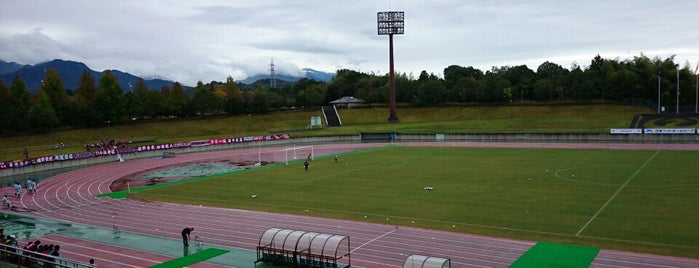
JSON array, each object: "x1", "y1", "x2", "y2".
[{"x1": 1, "y1": 0, "x2": 697, "y2": 86}]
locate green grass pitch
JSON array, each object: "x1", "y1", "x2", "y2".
[{"x1": 132, "y1": 146, "x2": 699, "y2": 258}]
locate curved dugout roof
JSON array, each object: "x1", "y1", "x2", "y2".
[
  {"x1": 403, "y1": 254, "x2": 451, "y2": 268},
  {"x1": 258, "y1": 227, "x2": 350, "y2": 259}
]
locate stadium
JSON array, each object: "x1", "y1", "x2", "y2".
[{"x1": 1, "y1": 128, "x2": 698, "y2": 267}]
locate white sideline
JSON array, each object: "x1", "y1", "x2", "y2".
[
  {"x1": 350, "y1": 228, "x2": 398, "y2": 253},
  {"x1": 576, "y1": 150, "x2": 660, "y2": 236}
]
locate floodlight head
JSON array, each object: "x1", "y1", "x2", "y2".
[{"x1": 377, "y1": 11, "x2": 404, "y2": 35}]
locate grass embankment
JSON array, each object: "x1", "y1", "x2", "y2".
[
  {"x1": 133, "y1": 146, "x2": 699, "y2": 258},
  {"x1": 0, "y1": 104, "x2": 652, "y2": 161}
]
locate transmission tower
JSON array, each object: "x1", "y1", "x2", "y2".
[{"x1": 269, "y1": 58, "x2": 277, "y2": 89}]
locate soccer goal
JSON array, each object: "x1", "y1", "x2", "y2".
[{"x1": 277, "y1": 145, "x2": 314, "y2": 165}]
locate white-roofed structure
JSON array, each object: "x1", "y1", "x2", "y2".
[
  {"x1": 256, "y1": 227, "x2": 351, "y2": 268},
  {"x1": 403, "y1": 254, "x2": 451, "y2": 268}
]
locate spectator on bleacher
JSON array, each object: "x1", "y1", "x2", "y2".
[
  {"x1": 4, "y1": 235, "x2": 17, "y2": 257},
  {"x1": 50, "y1": 245, "x2": 61, "y2": 261},
  {"x1": 26, "y1": 240, "x2": 40, "y2": 251},
  {"x1": 22, "y1": 240, "x2": 40, "y2": 265},
  {"x1": 2, "y1": 235, "x2": 16, "y2": 262},
  {"x1": 35, "y1": 244, "x2": 49, "y2": 265},
  {"x1": 45, "y1": 244, "x2": 56, "y2": 268}
]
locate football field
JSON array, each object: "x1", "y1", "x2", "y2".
[{"x1": 133, "y1": 145, "x2": 699, "y2": 257}]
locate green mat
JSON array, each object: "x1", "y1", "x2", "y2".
[
  {"x1": 510, "y1": 242, "x2": 600, "y2": 268},
  {"x1": 148, "y1": 248, "x2": 229, "y2": 268}
]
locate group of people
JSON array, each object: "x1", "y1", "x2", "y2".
[
  {"x1": 2, "y1": 179, "x2": 38, "y2": 210},
  {"x1": 1, "y1": 229, "x2": 95, "y2": 267},
  {"x1": 303, "y1": 153, "x2": 339, "y2": 171},
  {"x1": 0, "y1": 229, "x2": 63, "y2": 267},
  {"x1": 2, "y1": 179, "x2": 37, "y2": 209},
  {"x1": 12, "y1": 179, "x2": 37, "y2": 197},
  {"x1": 20, "y1": 240, "x2": 63, "y2": 267}
]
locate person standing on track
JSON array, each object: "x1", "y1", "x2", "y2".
[
  {"x1": 2, "y1": 195, "x2": 9, "y2": 209},
  {"x1": 14, "y1": 182, "x2": 22, "y2": 198},
  {"x1": 181, "y1": 227, "x2": 194, "y2": 246},
  {"x1": 26, "y1": 179, "x2": 36, "y2": 193}
]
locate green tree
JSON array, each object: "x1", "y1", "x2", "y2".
[
  {"x1": 40, "y1": 67, "x2": 70, "y2": 124},
  {"x1": 7, "y1": 76, "x2": 32, "y2": 131},
  {"x1": 568, "y1": 66, "x2": 595, "y2": 101},
  {"x1": 443, "y1": 65, "x2": 484, "y2": 102},
  {"x1": 479, "y1": 71, "x2": 511, "y2": 103},
  {"x1": 74, "y1": 70, "x2": 100, "y2": 127},
  {"x1": 168, "y1": 82, "x2": 188, "y2": 117},
  {"x1": 123, "y1": 91, "x2": 142, "y2": 121},
  {"x1": 28, "y1": 89, "x2": 59, "y2": 132},
  {"x1": 532, "y1": 79, "x2": 554, "y2": 101},
  {"x1": 499, "y1": 65, "x2": 535, "y2": 102},
  {"x1": 190, "y1": 81, "x2": 221, "y2": 115},
  {"x1": 95, "y1": 70, "x2": 125, "y2": 123},
  {"x1": 0, "y1": 81, "x2": 12, "y2": 134},
  {"x1": 355, "y1": 75, "x2": 388, "y2": 103},
  {"x1": 131, "y1": 78, "x2": 148, "y2": 119},
  {"x1": 326, "y1": 69, "x2": 368, "y2": 102},
  {"x1": 223, "y1": 76, "x2": 244, "y2": 115},
  {"x1": 536, "y1": 61, "x2": 568, "y2": 101},
  {"x1": 75, "y1": 70, "x2": 97, "y2": 107}
]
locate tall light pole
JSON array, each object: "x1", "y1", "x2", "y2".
[
  {"x1": 695, "y1": 63, "x2": 698, "y2": 113},
  {"x1": 676, "y1": 65, "x2": 680, "y2": 114},
  {"x1": 377, "y1": 11, "x2": 404, "y2": 123},
  {"x1": 657, "y1": 68, "x2": 661, "y2": 113}
]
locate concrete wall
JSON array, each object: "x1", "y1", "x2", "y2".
[{"x1": 397, "y1": 133, "x2": 699, "y2": 143}]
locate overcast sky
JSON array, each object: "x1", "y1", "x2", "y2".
[{"x1": 1, "y1": 0, "x2": 697, "y2": 86}]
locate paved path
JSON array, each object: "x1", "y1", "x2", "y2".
[{"x1": 2, "y1": 142, "x2": 699, "y2": 267}]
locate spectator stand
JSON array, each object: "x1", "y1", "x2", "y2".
[
  {"x1": 255, "y1": 227, "x2": 351, "y2": 268},
  {"x1": 403, "y1": 254, "x2": 451, "y2": 268},
  {"x1": 0, "y1": 243, "x2": 96, "y2": 268}
]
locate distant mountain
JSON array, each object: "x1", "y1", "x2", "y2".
[
  {"x1": 0, "y1": 59, "x2": 336, "y2": 94},
  {"x1": 0, "y1": 60, "x2": 29, "y2": 75},
  {"x1": 302, "y1": 68, "x2": 335, "y2": 82},
  {"x1": 0, "y1": 59, "x2": 178, "y2": 94},
  {"x1": 240, "y1": 68, "x2": 335, "y2": 85}
]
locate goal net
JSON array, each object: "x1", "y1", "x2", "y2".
[{"x1": 275, "y1": 145, "x2": 314, "y2": 165}]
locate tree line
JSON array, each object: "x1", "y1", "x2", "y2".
[{"x1": 1, "y1": 54, "x2": 696, "y2": 134}]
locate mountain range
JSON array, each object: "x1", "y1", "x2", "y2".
[{"x1": 0, "y1": 59, "x2": 335, "y2": 94}]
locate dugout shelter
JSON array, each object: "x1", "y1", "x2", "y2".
[
  {"x1": 403, "y1": 254, "x2": 451, "y2": 268},
  {"x1": 255, "y1": 227, "x2": 351, "y2": 268}
]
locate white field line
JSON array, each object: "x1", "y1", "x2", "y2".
[
  {"x1": 350, "y1": 228, "x2": 398, "y2": 253},
  {"x1": 576, "y1": 150, "x2": 660, "y2": 236}
]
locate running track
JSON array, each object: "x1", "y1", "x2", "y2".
[{"x1": 4, "y1": 142, "x2": 699, "y2": 268}]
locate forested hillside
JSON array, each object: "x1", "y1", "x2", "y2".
[{"x1": 0, "y1": 54, "x2": 696, "y2": 135}]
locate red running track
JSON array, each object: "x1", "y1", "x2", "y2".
[{"x1": 3, "y1": 142, "x2": 699, "y2": 267}]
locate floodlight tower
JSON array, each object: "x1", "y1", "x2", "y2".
[
  {"x1": 269, "y1": 58, "x2": 277, "y2": 89},
  {"x1": 377, "y1": 11, "x2": 404, "y2": 123}
]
